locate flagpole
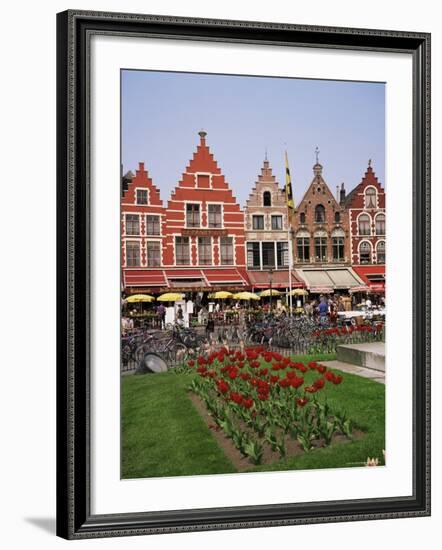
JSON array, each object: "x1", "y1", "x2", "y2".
[
  {"x1": 284, "y1": 150, "x2": 294, "y2": 317},
  {"x1": 287, "y1": 206, "x2": 293, "y2": 317}
]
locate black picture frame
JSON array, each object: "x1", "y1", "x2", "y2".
[{"x1": 56, "y1": 9, "x2": 431, "y2": 540}]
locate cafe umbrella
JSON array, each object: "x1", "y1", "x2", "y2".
[
  {"x1": 232, "y1": 291, "x2": 261, "y2": 301},
  {"x1": 259, "y1": 289, "x2": 283, "y2": 297},
  {"x1": 208, "y1": 291, "x2": 234, "y2": 299},
  {"x1": 126, "y1": 293, "x2": 155, "y2": 314},
  {"x1": 157, "y1": 293, "x2": 184, "y2": 302}
]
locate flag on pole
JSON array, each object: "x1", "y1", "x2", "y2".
[{"x1": 285, "y1": 150, "x2": 294, "y2": 211}]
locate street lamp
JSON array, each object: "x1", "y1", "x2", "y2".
[{"x1": 269, "y1": 267, "x2": 274, "y2": 313}]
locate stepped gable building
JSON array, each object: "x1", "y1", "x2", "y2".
[
  {"x1": 244, "y1": 156, "x2": 303, "y2": 290},
  {"x1": 161, "y1": 130, "x2": 248, "y2": 291},
  {"x1": 345, "y1": 161, "x2": 386, "y2": 293},
  {"x1": 292, "y1": 155, "x2": 365, "y2": 294},
  {"x1": 121, "y1": 162, "x2": 168, "y2": 291}
]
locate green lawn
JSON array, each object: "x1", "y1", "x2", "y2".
[{"x1": 121, "y1": 352, "x2": 385, "y2": 479}]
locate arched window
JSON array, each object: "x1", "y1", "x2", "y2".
[
  {"x1": 365, "y1": 187, "x2": 377, "y2": 208},
  {"x1": 375, "y1": 213, "x2": 385, "y2": 235},
  {"x1": 263, "y1": 191, "x2": 271, "y2": 207},
  {"x1": 315, "y1": 204, "x2": 325, "y2": 223},
  {"x1": 334, "y1": 211, "x2": 340, "y2": 223},
  {"x1": 376, "y1": 241, "x2": 385, "y2": 264},
  {"x1": 358, "y1": 214, "x2": 371, "y2": 236},
  {"x1": 300, "y1": 212, "x2": 306, "y2": 224},
  {"x1": 359, "y1": 241, "x2": 372, "y2": 264}
]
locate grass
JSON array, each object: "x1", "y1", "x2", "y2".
[
  {"x1": 122, "y1": 370, "x2": 235, "y2": 478},
  {"x1": 121, "y1": 352, "x2": 385, "y2": 478}
]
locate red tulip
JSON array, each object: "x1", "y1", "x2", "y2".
[
  {"x1": 290, "y1": 377, "x2": 304, "y2": 389},
  {"x1": 313, "y1": 378, "x2": 325, "y2": 390},
  {"x1": 296, "y1": 397, "x2": 309, "y2": 407}
]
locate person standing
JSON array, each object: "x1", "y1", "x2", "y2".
[
  {"x1": 176, "y1": 304, "x2": 184, "y2": 325},
  {"x1": 156, "y1": 303, "x2": 166, "y2": 329},
  {"x1": 318, "y1": 297, "x2": 329, "y2": 325},
  {"x1": 206, "y1": 313, "x2": 215, "y2": 341}
]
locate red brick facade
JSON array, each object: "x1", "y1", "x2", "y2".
[
  {"x1": 121, "y1": 131, "x2": 248, "y2": 292},
  {"x1": 121, "y1": 134, "x2": 385, "y2": 294},
  {"x1": 121, "y1": 163, "x2": 167, "y2": 289},
  {"x1": 345, "y1": 162, "x2": 386, "y2": 266}
]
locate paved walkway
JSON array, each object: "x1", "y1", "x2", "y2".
[{"x1": 321, "y1": 359, "x2": 385, "y2": 384}]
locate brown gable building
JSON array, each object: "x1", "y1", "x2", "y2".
[{"x1": 291, "y1": 157, "x2": 365, "y2": 293}]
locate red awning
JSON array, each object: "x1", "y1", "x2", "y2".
[
  {"x1": 164, "y1": 269, "x2": 204, "y2": 279},
  {"x1": 124, "y1": 269, "x2": 167, "y2": 287},
  {"x1": 204, "y1": 268, "x2": 248, "y2": 285},
  {"x1": 248, "y1": 270, "x2": 304, "y2": 289},
  {"x1": 352, "y1": 266, "x2": 386, "y2": 292}
]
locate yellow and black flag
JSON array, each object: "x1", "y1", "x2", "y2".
[{"x1": 285, "y1": 150, "x2": 294, "y2": 210}]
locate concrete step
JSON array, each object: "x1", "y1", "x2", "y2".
[
  {"x1": 321, "y1": 360, "x2": 385, "y2": 385},
  {"x1": 337, "y1": 342, "x2": 385, "y2": 372}
]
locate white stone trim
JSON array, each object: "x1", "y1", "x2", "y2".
[
  {"x1": 144, "y1": 213, "x2": 162, "y2": 237},
  {"x1": 123, "y1": 212, "x2": 141, "y2": 237},
  {"x1": 205, "y1": 201, "x2": 224, "y2": 229},
  {"x1": 363, "y1": 185, "x2": 379, "y2": 209},
  {"x1": 134, "y1": 187, "x2": 149, "y2": 206},
  {"x1": 356, "y1": 211, "x2": 373, "y2": 236},
  {"x1": 124, "y1": 237, "x2": 143, "y2": 268}
]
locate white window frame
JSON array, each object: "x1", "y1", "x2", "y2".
[
  {"x1": 145, "y1": 239, "x2": 162, "y2": 268},
  {"x1": 124, "y1": 238, "x2": 142, "y2": 267},
  {"x1": 358, "y1": 239, "x2": 373, "y2": 264},
  {"x1": 145, "y1": 213, "x2": 162, "y2": 236},
  {"x1": 357, "y1": 211, "x2": 372, "y2": 236},
  {"x1": 124, "y1": 212, "x2": 141, "y2": 236},
  {"x1": 135, "y1": 187, "x2": 149, "y2": 206},
  {"x1": 206, "y1": 202, "x2": 224, "y2": 229}
]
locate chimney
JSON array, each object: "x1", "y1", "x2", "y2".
[{"x1": 339, "y1": 182, "x2": 346, "y2": 205}]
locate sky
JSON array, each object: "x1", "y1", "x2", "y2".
[{"x1": 121, "y1": 70, "x2": 385, "y2": 207}]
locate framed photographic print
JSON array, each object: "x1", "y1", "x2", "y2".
[{"x1": 56, "y1": 10, "x2": 431, "y2": 539}]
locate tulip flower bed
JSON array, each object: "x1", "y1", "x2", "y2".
[
  {"x1": 308, "y1": 322, "x2": 385, "y2": 354},
  {"x1": 186, "y1": 346, "x2": 357, "y2": 467}
]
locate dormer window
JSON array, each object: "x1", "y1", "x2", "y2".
[
  {"x1": 263, "y1": 191, "x2": 272, "y2": 207},
  {"x1": 136, "y1": 189, "x2": 148, "y2": 205},
  {"x1": 365, "y1": 187, "x2": 377, "y2": 208}
]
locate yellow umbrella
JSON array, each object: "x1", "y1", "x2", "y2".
[
  {"x1": 259, "y1": 288, "x2": 282, "y2": 297},
  {"x1": 157, "y1": 292, "x2": 184, "y2": 302},
  {"x1": 208, "y1": 291, "x2": 234, "y2": 299},
  {"x1": 288, "y1": 288, "x2": 309, "y2": 296},
  {"x1": 232, "y1": 291, "x2": 261, "y2": 301},
  {"x1": 126, "y1": 294, "x2": 155, "y2": 303}
]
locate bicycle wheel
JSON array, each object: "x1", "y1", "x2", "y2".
[
  {"x1": 136, "y1": 352, "x2": 168, "y2": 374},
  {"x1": 164, "y1": 343, "x2": 188, "y2": 369}
]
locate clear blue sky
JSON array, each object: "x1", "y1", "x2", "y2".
[{"x1": 122, "y1": 70, "x2": 385, "y2": 206}]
